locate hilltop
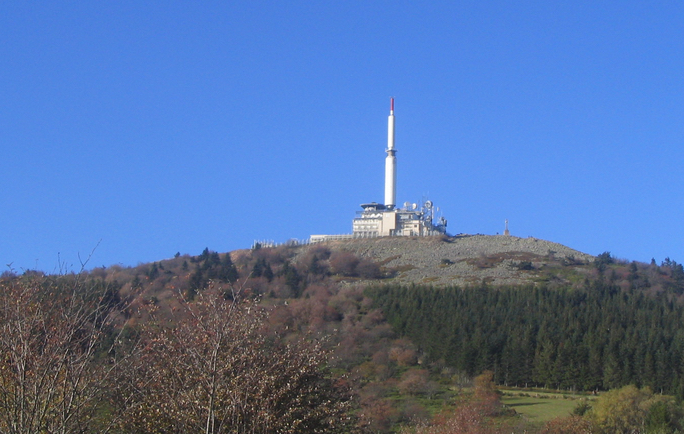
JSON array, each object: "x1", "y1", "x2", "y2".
[
  {"x1": 296, "y1": 234, "x2": 595, "y2": 286},
  {"x1": 56, "y1": 233, "x2": 682, "y2": 312}
]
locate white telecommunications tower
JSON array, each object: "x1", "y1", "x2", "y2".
[
  {"x1": 310, "y1": 97, "x2": 448, "y2": 243},
  {"x1": 384, "y1": 97, "x2": 397, "y2": 209}
]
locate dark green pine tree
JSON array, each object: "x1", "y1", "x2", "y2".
[
  {"x1": 584, "y1": 344, "x2": 603, "y2": 391},
  {"x1": 189, "y1": 267, "x2": 205, "y2": 293},
  {"x1": 533, "y1": 340, "x2": 556, "y2": 389},
  {"x1": 308, "y1": 254, "x2": 324, "y2": 275},
  {"x1": 208, "y1": 251, "x2": 221, "y2": 269},
  {"x1": 281, "y1": 260, "x2": 302, "y2": 297},
  {"x1": 220, "y1": 253, "x2": 239, "y2": 283},
  {"x1": 263, "y1": 262, "x2": 274, "y2": 282},
  {"x1": 147, "y1": 262, "x2": 159, "y2": 280},
  {"x1": 131, "y1": 274, "x2": 142, "y2": 290},
  {"x1": 602, "y1": 352, "x2": 622, "y2": 390},
  {"x1": 251, "y1": 258, "x2": 264, "y2": 278},
  {"x1": 199, "y1": 247, "x2": 211, "y2": 262}
]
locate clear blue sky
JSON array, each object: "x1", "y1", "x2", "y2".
[{"x1": 2, "y1": 2, "x2": 683, "y2": 272}]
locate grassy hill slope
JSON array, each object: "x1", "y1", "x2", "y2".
[{"x1": 296, "y1": 234, "x2": 595, "y2": 286}]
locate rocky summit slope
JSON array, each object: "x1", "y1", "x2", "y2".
[{"x1": 301, "y1": 235, "x2": 595, "y2": 286}]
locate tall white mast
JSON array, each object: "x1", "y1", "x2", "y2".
[{"x1": 384, "y1": 97, "x2": 397, "y2": 209}]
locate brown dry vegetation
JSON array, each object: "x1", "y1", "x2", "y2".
[{"x1": 7, "y1": 236, "x2": 684, "y2": 432}]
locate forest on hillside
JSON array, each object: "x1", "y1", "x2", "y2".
[
  {"x1": 370, "y1": 281, "x2": 684, "y2": 395},
  {"x1": 4, "y1": 244, "x2": 684, "y2": 433}
]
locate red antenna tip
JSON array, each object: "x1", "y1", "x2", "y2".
[{"x1": 390, "y1": 97, "x2": 394, "y2": 112}]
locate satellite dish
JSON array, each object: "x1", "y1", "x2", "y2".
[
  {"x1": 425, "y1": 200, "x2": 433, "y2": 209},
  {"x1": 412, "y1": 203, "x2": 417, "y2": 210},
  {"x1": 404, "y1": 201, "x2": 411, "y2": 209}
]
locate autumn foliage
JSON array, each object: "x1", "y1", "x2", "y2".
[
  {"x1": 0, "y1": 271, "x2": 355, "y2": 434},
  {"x1": 0, "y1": 274, "x2": 127, "y2": 433},
  {"x1": 402, "y1": 371, "x2": 512, "y2": 434},
  {"x1": 117, "y1": 285, "x2": 354, "y2": 433}
]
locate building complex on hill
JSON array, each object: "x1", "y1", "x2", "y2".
[{"x1": 310, "y1": 99, "x2": 447, "y2": 244}]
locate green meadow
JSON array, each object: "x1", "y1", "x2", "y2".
[{"x1": 501, "y1": 391, "x2": 589, "y2": 423}]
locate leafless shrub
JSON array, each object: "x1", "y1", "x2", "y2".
[
  {"x1": 0, "y1": 274, "x2": 134, "y2": 433},
  {"x1": 117, "y1": 285, "x2": 354, "y2": 434},
  {"x1": 398, "y1": 369, "x2": 432, "y2": 396},
  {"x1": 330, "y1": 251, "x2": 361, "y2": 276},
  {"x1": 356, "y1": 258, "x2": 381, "y2": 279}
]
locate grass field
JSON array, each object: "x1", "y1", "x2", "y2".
[{"x1": 501, "y1": 395, "x2": 581, "y2": 423}]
